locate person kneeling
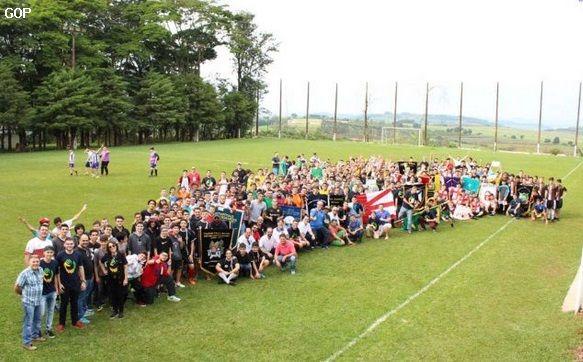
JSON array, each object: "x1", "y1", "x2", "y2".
[
  {"x1": 250, "y1": 242, "x2": 270, "y2": 279},
  {"x1": 216, "y1": 250, "x2": 239, "y2": 285},
  {"x1": 531, "y1": 198, "x2": 548, "y2": 224},
  {"x1": 274, "y1": 235, "x2": 298, "y2": 275}
]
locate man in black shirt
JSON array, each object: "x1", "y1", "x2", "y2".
[
  {"x1": 202, "y1": 170, "x2": 217, "y2": 191},
  {"x1": 250, "y1": 242, "x2": 269, "y2": 279},
  {"x1": 140, "y1": 200, "x2": 157, "y2": 222},
  {"x1": 76, "y1": 234, "x2": 95, "y2": 324},
  {"x1": 39, "y1": 246, "x2": 58, "y2": 338},
  {"x1": 55, "y1": 238, "x2": 86, "y2": 331},
  {"x1": 215, "y1": 249, "x2": 239, "y2": 285},
  {"x1": 235, "y1": 243, "x2": 253, "y2": 279},
  {"x1": 155, "y1": 226, "x2": 172, "y2": 256},
  {"x1": 263, "y1": 203, "x2": 282, "y2": 229},
  {"x1": 112, "y1": 215, "x2": 130, "y2": 242}
]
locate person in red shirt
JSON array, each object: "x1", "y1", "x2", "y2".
[
  {"x1": 140, "y1": 252, "x2": 181, "y2": 304},
  {"x1": 274, "y1": 235, "x2": 298, "y2": 275},
  {"x1": 189, "y1": 167, "x2": 201, "y2": 189}
]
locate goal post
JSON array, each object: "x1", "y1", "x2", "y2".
[{"x1": 381, "y1": 127, "x2": 422, "y2": 146}]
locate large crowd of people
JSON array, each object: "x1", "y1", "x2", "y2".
[{"x1": 15, "y1": 151, "x2": 568, "y2": 350}]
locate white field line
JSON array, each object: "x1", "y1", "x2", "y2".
[
  {"x1": 325, "y1": 160, "x2": 583, "y2": 362},
  {"x1": 324, "y1": 219, "x2": 514, "y2": 362}
]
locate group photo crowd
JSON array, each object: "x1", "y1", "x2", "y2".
[{"x1": 14, "y1": 149, "x2": 568, "y2": 350}]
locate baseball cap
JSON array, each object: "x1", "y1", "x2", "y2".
[{"x1": 39, "y1": 217, "x2": 50, "y2": 225}]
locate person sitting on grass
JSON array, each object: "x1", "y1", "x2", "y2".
[
  {"x1": 235, "y1": 243, "x2": 253, "y2": 279},
  {"x1": 419, "y1": 202, "x2": 439, "y2": 232},
  {"x1": 372, "y1": 204, "x2": 392, "y2": 239},
  {"x1": 506, "y1": 195, "x2": 523, "y2": 219},
  {"x1": 328, "y1": 219, "x2": 354, "y2": 246},
  {"x1": 250, "y1": 242, "x2": 269, "y2": 279},
  {"x1": 287, "y1": 220, "x2": 311, "y2": 251},
  {"x1": 274, "y1": 234, "x2": 298, "y2": 275},
  {"x1": 347, "y1": 214, "x2": 364, "y2": 243},
  {"x1": 531, "y1": 197, "x2": 548, "y2": 224},
  {"x1": 216, "y1": 249, "x2": 239, "y2": 285}
]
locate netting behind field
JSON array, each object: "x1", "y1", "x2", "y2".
[{"x1": 258, "y1": 79, "x2": 582, "y2": 156}]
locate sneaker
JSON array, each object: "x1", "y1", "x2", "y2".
[
  {"x1": 188, "y1": 279, "x2": 197, "y2": 285},
  {"x1": 55, "y1": 324, "x2": 65, "y2": 333},
  {"x1": 228, "y1": 281, "x2": 237, "y2": 286},
  {"x1": 175, "y1": 282, "x2": 186, "y2": 288},
  {"x1": 117, "y1": 313, "x2": 124, "y2": 319},
  {"x1": 46, "y1": 330, "x2": 55, "y2": 339},
  {"x1": 79, "y1": 318, "x2": 90, "y2": 325},
  {"x1": 73, "y1": 321, "x2": 85, "y2": 329},
  {"x1": 110, "y1": 312, "x2": 118, "y2": 319},
  {"x1": 260, "y1": 273, "x2": 266, "y2": 279},
  {"x1": 137, "y1": 302, "x2": 147, "y2": 307},
  {"x1": 32, "y1": 336, "x2": 46, "y2": 342},
  {"x1": 84, "y1": 309, "x2": 95, "y2": 317},
  {"x1": 96, "y1": 305, "x2": 104, "y2": 312},
  {"x1": 167, "y1": 295, "x2": 181, "y2": 302},
  {"x1": 291, "y1": 270, "x2": 296, "y2": 275},
  {"x1": 22, "y1": 344, "x2": 37, "y2": 351}
]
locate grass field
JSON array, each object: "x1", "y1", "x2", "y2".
[{"x1": 0, "y1": 138, "x2": 582, "y2": 361}]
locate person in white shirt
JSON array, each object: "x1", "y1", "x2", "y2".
[
  {"x1": 258, "y1": 228, "x2": 277, "y2": 258},
  {"x1": 236, "y1": 228, "x2": 256, "y2": 252},
  {"x1": 51, "y1": 204, "x2": 88, "y2": 237},
  {"x1": 298, "y1": 215, "x2": 316, "y2": 246},
  {"x1": 272, "y1": 219, "x2": 289, "y2": 243}
]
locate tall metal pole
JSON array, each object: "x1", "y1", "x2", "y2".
[
  {"x1": 494, "y1": 82, "x2": 499, "y2": 152},
  {"x1": 458, "y1": 82, "x2": 463, "y2": 148},
  {"x1": 333, "y1": 83, "x2": 338, "y2": 141},
  {"x1": 255, "y1": 88, "x2": 260, "y2": 137},
  {"x1": 424, "y1": 82, "x2": 429, "y2": 146},
  {"x1": 575, "y1": 81, "x2": 582, "y2": 157},
  {"x1": 393, "y1": 82, "x2": 398, "y2": 144},
  {"x1": 537, "y1": 81, "x2": 544, "y2": 154},
  {"x1": 278, "y1": 79, "x2": 282, "y2": 139},
  {"x1": 364, "y1": 82, "x2": 369, "y2": 142},
  {"x1": 305, "y1": 81, "x2": 310, "y2": 139}
]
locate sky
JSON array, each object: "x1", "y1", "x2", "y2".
[{"x1": 202, "y1": 0, "x2": 583, "y2": 127}]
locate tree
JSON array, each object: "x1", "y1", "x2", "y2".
[
  {"x1": 175, "y1": 73, "x2": 223, "y2": 141},
  {"x1": 90, "y1": 68, "x2": 133, "y2": 146},
  {"x1": 221, "y1": 89, "x2": 255, "y2": 138},
  {"x1": 0, "y1": 64, "x2": 30, "y2": 151},
  {"x1": 227, "y1": 12, "x2": 278, "y2": 97},
  {"x1": 135, "y1": 72, "x2": 185, "y2": 143},
  {"x1": 553, "y1": 136, "x2": 560, "y2": 144},
  {"x1": 34, "y1": 69, "x2": 101, "y2": 149}
]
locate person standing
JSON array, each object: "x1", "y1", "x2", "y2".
[
  {"x1": 149, "y1": 147, "x2": 160, "y2": 177},
  {"x1": 76, "y1": 235, "x2": 95, "y2": 324},
  {"x1": 100, "y1": 242, "x2": 128, "y2": 319},
  {"x1": 99, "y1": 145, "x2": 110, "y2": 176},
  {"x1": 68, "y1": 147, "x2": 78, "y2": 176},
  {"x1": 55, "y1": 238, "x2": 86, "y2": 331},
  {"x1": 15, "y1": 254, "x2": 45, "y2": 351},
  {"x1": 39, "y1": 246, "x2": 59, "y2": 339}
]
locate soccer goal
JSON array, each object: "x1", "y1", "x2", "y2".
[{"x1": 381, "y1": 127, "x2": 423, "y2": 146}]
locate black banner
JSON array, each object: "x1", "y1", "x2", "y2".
[
  {"x1": 199, "y1": 229, "x2": 232, "y2": 274},
  {"x1": 328, "y1": 195, "x2": 346, "y2": 208}
]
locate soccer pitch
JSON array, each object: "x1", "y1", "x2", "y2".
[{"x1": 0, "y1": 138, "x2": 582, "y2": 361}]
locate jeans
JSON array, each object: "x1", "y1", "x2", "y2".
[
  {"x1": 109, "y1": 280, "x2": 128, "y2": 314},
  {"x1": 398, "y1": 207, "x2": 413, "y2": 231},
  {"x1": 40, "y1": 292, "x2": 57, "y2": 332},
  {"x1": 240, "y1": 263, "x2": 252, "y2": 277},
  {"x1": 22, "y1": 303, "x2": 42, "y2": 345},
  {"x1": 277, "y1": 255, "x2": 297, "y2": 271},
  {"x1": 59, "y1": 288, "x2": 80, "y2": 326},
  {"x1": 78, "y1": 279, "x2": 94, "y2": 319},
  {"x1": 272, "y1": 167, "x2": 279, "y2": 175}
]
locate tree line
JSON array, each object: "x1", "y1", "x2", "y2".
[{"x1": 0, "y1": 0, "x2": 278, "y2": 151}]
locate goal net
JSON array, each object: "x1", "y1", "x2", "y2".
[{"x1": 381, "y1": 127, "x2": 422, "y2": 146}]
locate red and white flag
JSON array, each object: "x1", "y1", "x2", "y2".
[{"x1": 356, "y1": 189, "x2": 397, "y2": 221}]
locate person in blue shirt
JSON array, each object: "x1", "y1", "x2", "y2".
[
  {"x1": 347, "y1": 214, "x2": 364, "y2": 243},
  {"x1": 373, "y1": 204, "x2": 393, "y2": 239},
  {"x1": 309, "y1": 201, "x2": 330, "y2": 248},
  {"x1": 14, "y1": 254, "x2": 44, "y2": 350}
]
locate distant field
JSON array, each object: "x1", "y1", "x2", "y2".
[{"x1": 1, "y1": 138, "x2": 582, "y2": 360}]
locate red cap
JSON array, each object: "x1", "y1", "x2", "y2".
[{"x1": 39, "y1": 217, "x2": 50, "y2": 225}]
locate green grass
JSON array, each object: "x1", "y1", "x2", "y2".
[{"x1": 0, "y1": 138, "x2": 582, "y2": 361}]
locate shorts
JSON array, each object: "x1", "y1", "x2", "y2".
[
  {"x1": 69, "y1": 163, "x2": 75, "y2": 168},
  {"x1": 556, "y1": 199, "x2": 563, "y2": 209},
  {"x1": 150, "y1": 163, "x2": 158, "y2": 168},
  {"x1": 91, "y1": 162, "x2": 99, "y2": 169},
  {"x1": 546, "y1": 200, "x2": 556, "y2": 210},
  {"x1": 171, "y1": 259, "x2": 183, "y2": 269},
  {"x1": 85, "y1": 161, "x2": 90, "y2": 168}
]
